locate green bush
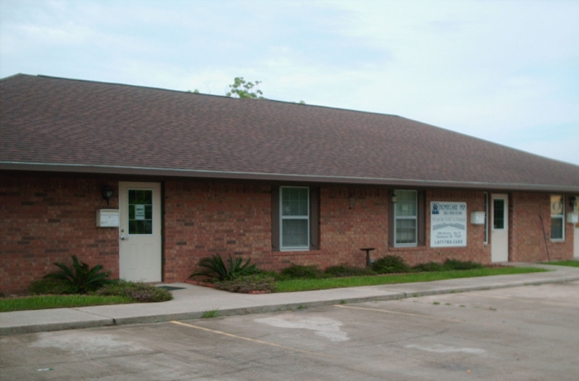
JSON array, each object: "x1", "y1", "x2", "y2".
[
  {"x1": 95, "y1": 280, "x2": 173, "y2": 302},
  {"x1": 191, "y1": 254, "x2": 257, "y2": 281},
  {"x1": 280, "y1": 264, "x2": 325, "y2": 279},
  {"x1": 29, "y1": 278, "x2": 78, "y2": 295},
  {"x1": 214, "y1": 274, "x2": 276, "y2": 293},
  {"x1": 325, "y1": 265, "x2": 375, "y2": 277},
  {"x1": 443, "y1": 259, "x2": 484, "y2": 270},
  {"x1": 44, "y1": 255, "x2": 111, "y2": 294},
  {"x1": 372, "y1": 255, "x2": 411, "y2": 274},
  {"x1": 412, "y1": 262, "x2": 446, "y2": 272}
]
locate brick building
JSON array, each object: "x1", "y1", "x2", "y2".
[{"x1": 2, "y1": 74, "x2": 578, "y2": 294}]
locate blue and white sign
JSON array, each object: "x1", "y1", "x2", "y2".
[{"x1": 430, "y1": 202, "x2": 467, "y2": 247}]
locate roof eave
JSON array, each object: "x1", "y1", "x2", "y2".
[{"x1": 1, "y1": 162, "x2": 578, "y2": 193}]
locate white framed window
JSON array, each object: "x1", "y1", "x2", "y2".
[
  {"x1": 551, "y1": 195, "x2": 565, "y2": 241},
  {"x1": 280, "y1": 186, "x2": 310, "y2": 250},
  {"x1": 394, "y1": 190, "x2": 417, "y2": 247}
]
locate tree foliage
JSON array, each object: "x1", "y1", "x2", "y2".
[{"x1": 226, "y1": 77, "x2": 264, "y2": 99}]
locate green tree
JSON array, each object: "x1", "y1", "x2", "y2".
[{"x1": 226, "y1": 77, "x2": 264, "y2": 99}]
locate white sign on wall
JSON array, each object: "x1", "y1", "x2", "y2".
[{"x1": 430, "y1": 202, "x2": 467, "y2": 247}]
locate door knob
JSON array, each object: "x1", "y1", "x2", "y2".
[{"x1": 120, "y1": 235, "x2": 127, "y2": 241}]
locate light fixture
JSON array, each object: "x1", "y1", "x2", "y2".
[
  {"x1": 390, "y1": 190, "x2": 397, "y2": 204},
  {"x1": 102, "y1": 185, "x2": 114, "y2": 206},
  {"x1": 570, "y1": 196, "x2": 577, "y2": 208},
  {"x1": 349, "y1": 194, "x2": 355, "y2": 209}
]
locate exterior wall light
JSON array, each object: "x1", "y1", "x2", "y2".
[
  {"x1": 570, "y1": 196, "x2": 577, "y2": 208},
  {"x1": 102, "y1": 185, "x2": 114, "y2": 206},
  {"x1": 390, "y1": 191, "x2": 398, "y2": 203}
]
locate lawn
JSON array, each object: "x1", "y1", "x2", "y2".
[
  {"x1": 546, "y1": 260, "x2": 579, "y2": 268},
  {"x1": 0, "y1": 294, "x2": 133, "y2": 313},
  {"x1": 274, "y1": 267, "x2": 547, "y2": 292}
]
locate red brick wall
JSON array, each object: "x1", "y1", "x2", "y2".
[
  {"x1": 510, "y1": 192, "x2": 574, "y2": 262},
  {"x1": 385, "y1": 189, "x2": 491, "y2": 265},
  {"x1": 272, "y1": 186, "x2": 389, "y2": 269},
  {"x1": 164, "y1": 185, "x2": 493, "y2": 277},
  {"x1": 1, "y1": 174, "x2": 119, "y2": 294},
  {"x1": 2, "y1": 173, "x2": 575, "y2": 294},
  {"x1": 163, "y1": 181, "x2": 272, "y2": 283}
]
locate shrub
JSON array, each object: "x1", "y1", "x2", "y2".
[
  {"x1": 443, "y1": 259, "x2": 484, "y2": 271},
  {"x1": 372, "y1": 256, "x2": 411, "y2": 274},
  {"x1": 29, "y1": 278, "x2": 78, "y2": 295},
  {"x1": 214, "y1": 274, "x2": 276, "y2": 293},
  {"x1": 325, "y1": 265, "x2": 375, "y2": 277},
  {"x1": 44, "y1": 255, "x2": 111, "y2": 294},
  {"x1": 95, "y1": 280, "x2": 173, "y2": 302},
  {"x1": 191, "y1": 254, "x2": 257, "y2": 281},
  {"x1": 280, "y1": 264, "x2": 325, "y2": 279},
  {"x1": 412, "y1": 262, "x2": 445, "y2": 273}
]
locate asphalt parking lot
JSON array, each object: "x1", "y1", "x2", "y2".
[{"x1": 1, "y1": 282, "x2": 578, "y2": 381}]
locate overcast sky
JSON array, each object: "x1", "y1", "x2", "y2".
[{"x1": 1, "y1": 0, "x2": 578, "y2": 165}]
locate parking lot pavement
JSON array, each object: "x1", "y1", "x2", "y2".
[{"x1": 2, "y1": 282, "x2": 578, "y2": 381}]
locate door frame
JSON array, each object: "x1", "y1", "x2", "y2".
[
  {"x1": 118, "y1": 181, "x2": 163, "y2": 282},
  {"x1": 574, "y1": 195, "x2": 579, "y2": 258},
  {"x1": 491, "y1": 193, "x2": 509, "y2": 262}
]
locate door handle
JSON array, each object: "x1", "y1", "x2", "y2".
[{"x1": 120, "y1": 235, "x2": 128, "y2": 241}]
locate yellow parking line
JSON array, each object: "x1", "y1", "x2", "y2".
[
  {"x1": 467, "y1": 293, "x2": 579, "y2": 308},
  {"x1": 335, "y1": 304, "x2": 462, "y2": 322},
  {"x1": 170, "y1": 320, "x2": 335, "y2": 358}
]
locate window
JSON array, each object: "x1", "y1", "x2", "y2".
[
  {"x1": 550, "y1": 195, "x2": 565, "y2": 241},
  {"x1": 394, "y1": 190, "x2": 418, "y2": 247},
  {"x1": 271, "y1": 186, "x2": 319, "y2": 252},
  {"x1": 128, "y1": 189, "x2": 153, "y2": 235},
  {"x1": 493, "y1": 199, "x2": 505, "y2": 229},
  {"x1": 280, "y1": 187, "x2": 310, "y2": 250}
]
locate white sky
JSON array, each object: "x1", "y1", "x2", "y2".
[{"x1": 1, "y1": 0, "x2": 578, "y2": 165}]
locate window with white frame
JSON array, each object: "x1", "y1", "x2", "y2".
[
  {"x1": 394, "y1": 190, "x2": 417, "y2": 247},
  {"x1": 550, "y1": 195, "x2": 565, "y2": 240},
  {"x1": 280, "y1": 187, "x2": 310, "y2": 250}
]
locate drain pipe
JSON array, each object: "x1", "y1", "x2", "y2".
[{"x1": 538, "y1": 215, "x2": 551, "y2": 262}]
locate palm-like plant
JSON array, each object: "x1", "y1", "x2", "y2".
[
  {"x1": 191, "y1": 254, "x2": 257, "y2": 281},
  {"x1": 44, "y1": 255, "x2": 111, "y2": 294}
]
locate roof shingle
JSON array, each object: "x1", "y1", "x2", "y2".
[{"x1": 1, "y1": 74, "x2": 578, "y2": 191}]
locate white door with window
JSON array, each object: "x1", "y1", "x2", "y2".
[
  {"x1": 574, "y1": 196, "x2": 579, "y2": 258},
  {"x1": 491, "y1": 194, "x2": 509, "y2": 262},
  {"x1": 119, "y1": 182, "x2": 162, "y2": 282}
]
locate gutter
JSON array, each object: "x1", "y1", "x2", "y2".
[{"x1": 1, "y1": 161, "x2": 578, "y2": 193}]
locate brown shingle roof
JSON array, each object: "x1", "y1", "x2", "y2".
[{"x1": 1, "y1": 74, "x2": 578, "y2": 191}]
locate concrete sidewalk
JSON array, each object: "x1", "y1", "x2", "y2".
[{"x1": 2, "y1": 262, "x2": 578, "y2": 336}]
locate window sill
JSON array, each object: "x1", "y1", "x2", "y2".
[
  {"x1": 272, "y1": 249, "x2": 322, "y2": 256},
  {"x1": 388, "y1": 246, "x2": 425, "y2": 252}
]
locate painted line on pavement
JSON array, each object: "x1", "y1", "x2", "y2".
[
  {"x1": 334, "y1": 304, "x2": 463, "y2": 323},
  {"x1": 170, "y1": 320, "x2": 335, "y2": 358},
  {"x1": 466, "y1": 293, "x2": 579, "y2": 308}
]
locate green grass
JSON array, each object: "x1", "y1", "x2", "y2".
[
  {"x1": 274, "y1": 267, "x2": 547, "y2": 293},
  {"x1": 546, "y1": 260, "x2": 579, "y2": 268},
  {"x1": 0, "y1": 294, "x2": 133, "y2": 312},
  {"x1": 202, "y1": 309, "x2": 220, "y2": 318}
]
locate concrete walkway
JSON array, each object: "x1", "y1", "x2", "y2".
[{"x1": 2, "y1": 262, "x2": 578, "y2": 336}]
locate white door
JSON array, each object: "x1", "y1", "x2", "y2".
[
  {"x1": 491, "y1": 194, "x2": 509, "y2": 262},
  {"x1": 119, "y1": 182, "x2": 162, "y2": 282},
  {"x1": 574, "y1": 196, "x2": 579, "y2": 258}
]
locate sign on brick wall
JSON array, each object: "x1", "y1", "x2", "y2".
[{"x1": 430, "y1": 202, "x2": 467, "y2": 247}]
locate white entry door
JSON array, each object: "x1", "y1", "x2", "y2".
[
  {"x1": 574, "y1": 196, "x2": 579, "y2": 258},
  {"x1": 491, "y1": 194, "x2": 509, "y2": 262},
  {"x1": 119, "y1": 182, "x2": 162, "y2": 282}
]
